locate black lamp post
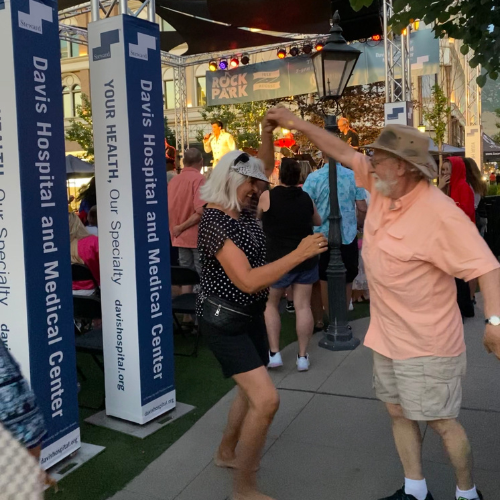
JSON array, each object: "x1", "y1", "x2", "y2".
[{"x1": 312, "y1": 10, "x2": 361, "y2": 351}]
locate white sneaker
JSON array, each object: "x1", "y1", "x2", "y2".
[
  {"x1": 296, "y1": 354, "x2": 310, "y2": 372},
  {"x1": 349, "y1": 300, "x2": 354, "y2": 311},
  {"x1": 268, "y1": 351, "x2": 283, "y2": 368}
]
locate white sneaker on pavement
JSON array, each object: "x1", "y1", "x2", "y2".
[
  {"x1": 296, "y1": 354, "x2": 310, "y2": 372},
  {"x1": 268, "y1": 351, "x2": 283, "y2": 368}
]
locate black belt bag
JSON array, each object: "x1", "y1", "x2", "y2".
[{"x1": 201, "y1": 296, "x2": 264, "y2": 335}]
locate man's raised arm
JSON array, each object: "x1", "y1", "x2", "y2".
[{"x1": 258, "y1": 117, "x2": 276, "y2": 179}]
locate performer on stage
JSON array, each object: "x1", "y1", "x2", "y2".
[
  {"x1": 338, "y1": 117, "x2": 359, "y2": 149},
  {"x1": 203, "y1": 120, "x2": 236, "y2": 166}
]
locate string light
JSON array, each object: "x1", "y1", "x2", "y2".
[
  {"x1": 277, "y1": 48, "x2": 287, "y2": 59},
  {"x1": 230, "y1": 57, "x2": 239, "y2": 69},
  {"x1": 219, "y1": 59, "x2": 228, "y2": 70},
  {"x1": 290, "y1": 46, "x2": 300, "y2": 57},
  {"x1": 371, "y1": 34, "x2": 382, "y2": 42},
  {"x1": 241, "y1": 53, "x2": 250, "y2": 65},
  {"x1": 209, "y1": 60, "x2": 217, "y2": 71}
]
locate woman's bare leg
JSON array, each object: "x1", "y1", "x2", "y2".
[
  {"x1": 232, "y1": 367, "x2": 279, "y2": 500},
  {"x1": 311, "y1": 280, "x2": 324, "y2": 328},
  {"x1": 292, "y1": 284, "x2": 314, "y2": 357},
  {"x1": 216, "y1": 388, "x2": 249, "y2": 468},
  {"x1": 264, "y1": 288, "x2": 283, "y2": 353}
]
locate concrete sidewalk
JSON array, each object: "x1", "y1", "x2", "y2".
[{"x1": 110, "y1": 300, "x2": 500, "y2": 500}]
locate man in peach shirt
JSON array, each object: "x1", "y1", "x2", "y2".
[
  {"x1": 267, "y1": 107, "x2": 500, "y2": 500},
  {"x1": 168, "y1": 148, "x2": 205, "y2": 278}
]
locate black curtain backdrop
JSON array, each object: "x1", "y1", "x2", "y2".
[{"x1": 58, "y1": 0, "x2": 383, "y2": 55}]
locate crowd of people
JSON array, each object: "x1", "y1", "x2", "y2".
[{"x1": 2, "y1": 109, "x2": 500, "y2": 499}]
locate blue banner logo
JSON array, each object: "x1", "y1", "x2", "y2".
[
  {"x1": 128, "y1": 32, "x2": 156, "y2": 61},
  {"x1": 93, "y1": 29, "x2": 120, "y2": 61},
  {"x1": 387, "y1": 107, "x2": 405, "y2": 120},
  {"x1": 18, "y1": 0, "x2": 52, "y2": 34}
]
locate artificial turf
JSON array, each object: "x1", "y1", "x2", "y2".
[{"x1": 46, "y1": 302, "x2": 370, "y2": 500}]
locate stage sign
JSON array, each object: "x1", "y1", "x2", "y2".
[
  {"x1": 206, "y1": 29, "x2": 440, "y2": 105},
  {"x1": 0, "y1": 0, "x2": 80, "y2": 468},
  {"x1": 207, "y1": 56, "x2": 317, "y2": 105},
  {"x1": 89, "y1": 14, "x2": 175, "y2": 424}
]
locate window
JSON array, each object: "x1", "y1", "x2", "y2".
[
  {"x1": 196, "y1": 77, "x2": 207, "y2": 107},
  {"x1": 418, "y1": 74, "x2": 436, "y2": 102},
  {"x1": 164, "y1": 80, "x2": 175, "y2": 109},
  {"x1": 63, "y1": 84, "x2": 82, "y2": 118},
  {"x1": 63, "y1": 86, "x2": 72, "y2": 118},
  {"x1": 61, "y1": 40, "x2": 70, "y2": 59},
  {"x1": 195, "y1": 64, "x2": 209, "y2": 107},
  {"x1": 60, "y1": 39, "x2": 88, "y2": 59},
  {"x1": 72, "y1": 85, "x2": 82, "y2": 115}
]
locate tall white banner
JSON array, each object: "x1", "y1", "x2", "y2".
[
  {"x1": 465, "y1": 126, "x2": 483, "y2": 170},
  {"x1": 89, "y1": 14, "x2": 175, "y2": 424},
  {"x1": 0, "y1": 0, "x2": 80, "y2": 468}
]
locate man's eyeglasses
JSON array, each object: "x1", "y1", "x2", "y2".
[{"x1": 370, "y1": 156, "x2": 395, "y2": 169}]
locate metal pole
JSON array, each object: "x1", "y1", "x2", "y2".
[
  {"x1": 401, "y1": 32, "x2": 407, "y2": 101},
  {"x1": 319, "y1": 116, "x2": 360, "y2": 352},
  {"x1": 383, "y1": 0, "x2": 390, "y2": 102},
  {"x1": 91, "y1": 0, "x2": 99, "y2": 21},
  {"x1": 406, "y1": 26, "x2": 412, "y2": 100},
  {"x1": 147, "y1": 0, "x2": 156, "y2": 23},
  {"x1": 118, "y1": 0, "x2": 127, "y2": 15},
  {"x1": 476, "y1": 66, "x2": 481, "y2": 126}
]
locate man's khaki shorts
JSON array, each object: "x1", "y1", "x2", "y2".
[{"x1": 373, "y1": 351, "x2": 467, "y2": 421}]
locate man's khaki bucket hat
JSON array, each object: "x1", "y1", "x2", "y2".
[{"x1": 363, "y1": 124, "x2": 438, "y2": 179}]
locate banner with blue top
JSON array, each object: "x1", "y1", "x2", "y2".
[
  {"x1": 0, "y1": 0, "x2": 80, "y2": 468},
  {"x1": 89, "y1": 14, "x2": 175, "y2": 424}
]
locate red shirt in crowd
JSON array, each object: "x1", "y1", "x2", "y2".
[{"x1": 447, "y1": 157, "x2": 475, "y2": 223}]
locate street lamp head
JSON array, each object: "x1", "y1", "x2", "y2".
[{"x1": 311, "y1": 10, "x2": 362, "y2": 101}]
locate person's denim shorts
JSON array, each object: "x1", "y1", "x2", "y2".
[{"x1": 271, "y1": 265, "x2": 319, "y2": 289}]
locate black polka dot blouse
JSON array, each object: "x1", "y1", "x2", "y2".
[{"x1": 197, "y1": 208, "x2": 269, "y2": 316}]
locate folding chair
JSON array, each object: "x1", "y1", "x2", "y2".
[
  {"x1": 71, "y1": 263, "x2": 100, "y2": 296},
  {"x1": 73, "y1": 294, "x2": 104, "y2": 410},
  {"x1": 170, "y1": 266, "x2": 201, "y2": 357}
]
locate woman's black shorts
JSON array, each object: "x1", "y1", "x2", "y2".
[{"x1": 200, "y1": 313, "x2": 269, "y2": 378}]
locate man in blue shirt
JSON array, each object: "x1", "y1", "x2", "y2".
[{"x1": 303, "y1": 159, "x2": 367, "y2": 319}]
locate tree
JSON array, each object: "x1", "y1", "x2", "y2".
[
  {"x1": 66, "y1": 93, "x2": 94, "y2": 163},
  {"x1": 338, "y1": 82, "x2": 386, "y2": 145},
  {"x1": 423, "y1": 83, "x2": 451, "y2": 167},
  {"x1": 163, "y1": 117, "x2": 176, "y2": 146},
  {"x1": 349, "y1": 0, "x2": 499, "y2": 86}
]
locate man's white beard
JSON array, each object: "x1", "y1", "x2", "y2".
[{"x1": 373, "y1": 174, "x2": 397, "y2": 197}]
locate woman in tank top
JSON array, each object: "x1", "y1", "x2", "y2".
[{"x1": 258, "y1": 158, "x2": 322, "y2": 372}]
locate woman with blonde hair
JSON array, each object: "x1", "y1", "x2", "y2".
[
  {"x1": 69, "y1": 212, "x2": 100, "y2": 295},
  {"x1": 198, "y1": 122, "x2": 327, "y2": 499}
]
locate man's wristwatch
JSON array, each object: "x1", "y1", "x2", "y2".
[{"x1": 485, "y1": 316, "x2": 500, "y2": 326}]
